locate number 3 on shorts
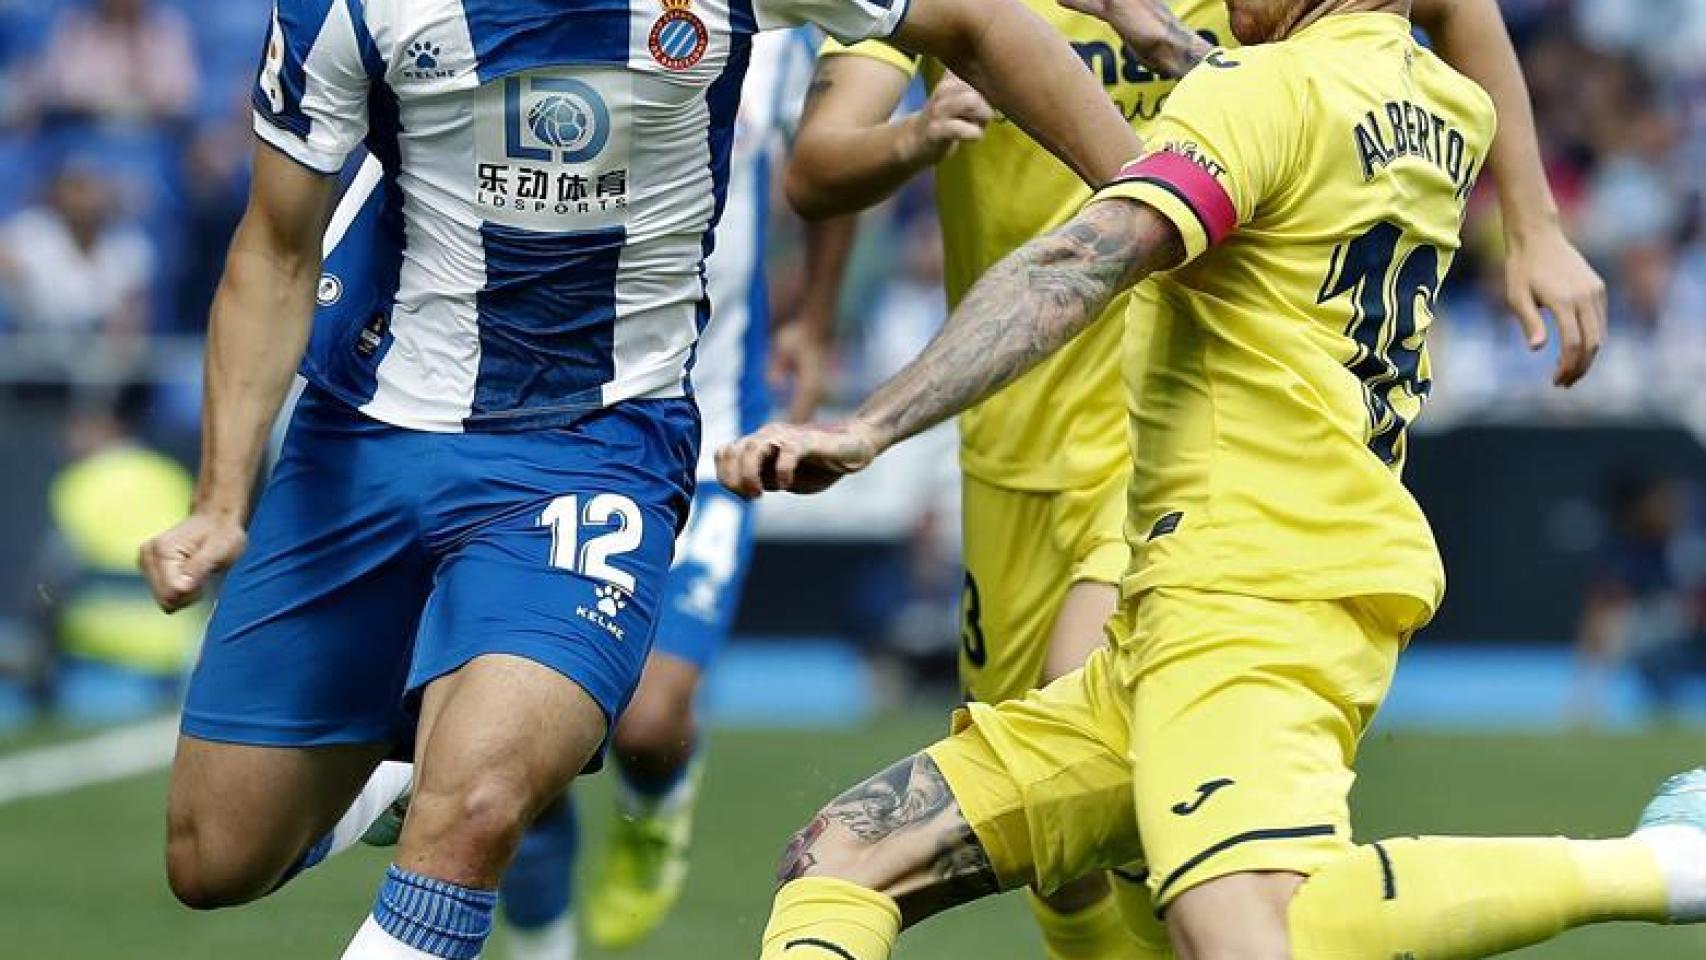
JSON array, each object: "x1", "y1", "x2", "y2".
[{"x1": 539, "y1": 494, "x2": 644, "y2": 592}]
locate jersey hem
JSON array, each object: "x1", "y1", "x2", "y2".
[
  {"x1": 1119, "y1": 570, "x2": 1445, "y2": 622},
  {"x1": 298, "y1": 360, "x2": 690, "y2": 434}
]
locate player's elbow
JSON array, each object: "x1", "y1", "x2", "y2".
[{"x1": 784, "y1": 155, "x2": 850, "y2": 222}]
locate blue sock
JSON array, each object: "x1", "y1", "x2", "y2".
[
  {"x1": 372, "y1": 864, "x2": 498, "y2": 960},
  {"x1": 499, "y1": 796, "x2": 579, "y2": 929}
]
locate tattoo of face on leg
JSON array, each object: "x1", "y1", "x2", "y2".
[
  {"x1": 778, "y1": 815, "x2": 828, "y2": 883},
  {"x1": 782, "y1": 753, "x2": 999, "y2": 916}
]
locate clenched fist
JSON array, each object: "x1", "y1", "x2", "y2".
[
  {"x1": 139, "y1": 512, "x2": 248, "y2": 613},
  {"x1": 717, "y1": 420, "x2": 881, "y2": 499}
]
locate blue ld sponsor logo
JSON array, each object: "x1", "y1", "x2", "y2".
[{"x1": 505, "y1": 77, "x2": 610, "y2": 164}]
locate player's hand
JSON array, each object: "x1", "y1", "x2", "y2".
[
  {"x1": 139, "y1": 512, "x2": 248, "y2": 613},
  {"x1": 768, "y1": 316, "x2": 833, "y2": 423},
  {"x1": 901, "y1": 74, "x2": 994, "y2": 166},
  {"x1": 1503, "y1": 223, "x2": 1607, "y2": 388},
  {"x1": 1057, "y1": 0, "x2": 1205, "y2": 78},
  {"x1": 716, "y1": 420, "x2": 879, "y2": 499}
]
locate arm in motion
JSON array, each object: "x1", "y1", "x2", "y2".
[
  {"x1": 786, "y1": 54, "x2": 991, "y2": 220},
  {"x1": 1413, "y1": 0, "x2": 1606, "y2": 386},
  {"x1": 717, "y1": 198, "x2": 1182, "y2": 497},
  {"x1": 139, "y1": 144, "x2": 336, "y2": 611},
  {"x1": 891, "y1": 0, "x2": 1143, "y2": 185}
]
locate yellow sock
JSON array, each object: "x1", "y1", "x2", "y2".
[
  {"x1": 1027, "y1": 885, "x2": 1150, "y2": 960},
  {"x1": 1289, "y1": 837, "x2": 1669, "y2": 960},
  {"x1": 1108, "y1": 868, "x2": 1174, "y2": 958},
  {"x1": 759, "y1": 878, "x2": 901, "y2": 960}
]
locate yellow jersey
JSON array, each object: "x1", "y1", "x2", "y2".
[
  {"x1": 826, "y1": 0, "x2": 1233, "y2": 491},
  {"x1": 1095, "y1": 13, "x2": 1496, "y2": 619}
]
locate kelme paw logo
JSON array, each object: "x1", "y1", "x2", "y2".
[
  {"x1": 408, "y1": 40, "x2": 441, "y2": 71},
  {"x1": 595, "y1": 584, "x2": 628, "y2": 618}
]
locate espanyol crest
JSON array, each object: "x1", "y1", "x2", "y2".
[{"x1": 649, "y1": 0, "x2": 709, "y2": 71}]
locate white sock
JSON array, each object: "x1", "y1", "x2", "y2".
[
  {"x1": 329, "y1": 761, "x2": 414, "y2": 857},
  {"x1": 342, "y1": 916, "x2": 440, "y2": 960},
  {"x1": 1637, "y1": 825, "x2": 1706, "y2": 922},
  {"x1": 504, "y1": 916, "x2": 577, "y2": 960}
]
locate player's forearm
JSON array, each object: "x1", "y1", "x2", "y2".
[
  {"x1": 895, "y1": 0, "x2": 1141, "y2": 185},
  {"x1": 1089, "y1": 1, "x2": 1212, "y2": 80},
  {"x1": 786, "y1": 58, "x2": 930, "y2": 220},
  {"x1": 1418, "y1": 0, "x2": 1560, "y2": 237},
  {"x1": 854, "y1": 199, "x2": 1172, "y2": 450},
  {"x1": 788, "y1": 114, "x2": 937, "y2": 219},
  {"x1": 194, "y1": 225, "x2": 319, "y2": 520}
]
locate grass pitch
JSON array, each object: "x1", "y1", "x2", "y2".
[{"x1": 2, "y1": 715, "x2": 1704, "y2": 958}]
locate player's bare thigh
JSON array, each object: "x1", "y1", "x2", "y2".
[
  {"x1": 1163, "y1": 871, "x2": 1305, "y2": 960},
  {"x1": 1044, "y1": 581, "x2": 1117, "y2": 683},
  {"x1": 778, "y1": 752, "x2": 1002, "y2": 928},
  {"x1": 165, "y1": 736, "x2": 389, "y2": 909},
  {"x1": 398, "y1": 654, "x2": 610, "y2": 888}
]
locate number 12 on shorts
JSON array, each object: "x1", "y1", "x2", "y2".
[{"x1": 539, "y1": 494, "x2": 644, "y2": 592}]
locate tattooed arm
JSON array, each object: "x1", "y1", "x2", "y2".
[
  {"x1": 716, "y1": 198, "x2": 1182, "y2": 498},
  {"x1": 1056, "y1": 0, "x2": 1213, "y2": 79},
  {"x1": 786, "y1": 53, "x2": 993, "y2": 220}
]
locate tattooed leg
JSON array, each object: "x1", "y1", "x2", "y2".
[{"x1": 777, "y1": 753, "x2": 1001, "y2": 927}]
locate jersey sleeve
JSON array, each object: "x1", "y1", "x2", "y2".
[
  {"x1": 818, "y1": 35, "x2": 920, "y2": 76},
  {"x1": 252, "y1": 0, "x2": 374, "y2": 175},
  {"x1": 1092, "y1": 48, "x2": 1303, "y2": 264},
  {"x1": 756, "y1": 0, "x2": 910, "y2": 46}
]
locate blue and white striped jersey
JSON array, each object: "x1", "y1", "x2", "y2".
[
  {"x1": 692, "y1": 28, "x2": 815, "y2": 479},
  {"x1": 257, "y1": 0, "x2": 904, "y2": 432}
]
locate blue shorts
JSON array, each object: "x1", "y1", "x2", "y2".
[
  {"x1": 652, "y1": 484, "x2": 757, "y2": 670},
  {"x1": 181, "y1": 386, "x2": 697, "y2": 756}
]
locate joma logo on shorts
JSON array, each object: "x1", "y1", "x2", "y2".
[{"x1": 1172, "y1": 778, "x2": 1236, "y2": 816}]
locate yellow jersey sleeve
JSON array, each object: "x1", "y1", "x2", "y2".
[
  {"x1": 818, "y1": 35, "x2": 920, "y2": 76},
  {"x1": 1093, "y1": 48, "x2": 1304, "y2": 263}
]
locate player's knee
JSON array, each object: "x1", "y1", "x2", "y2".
[
  {"x1": 1166, "y1": 873, "x2": 1301, "y2": 960},
  {"x1": 417, "y1": 766, "x2": 536, "y2": 854},
  {"x1": 164, "y1": 808, "x2": 273, "y2": 910},
  {"x1": 612, "y1": 686, "x2": 697, "y2": 765}
]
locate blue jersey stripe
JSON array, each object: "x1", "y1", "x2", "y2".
[
  {"x1": 461, "y1": 0, "x2": 631, "y2": 79},
  {"x1": 726, "y1": 0, "x2": 757, "y2": 38},
  {"x1": 254, "y1": 0, "x2": 338, "y2": 138},
  {"x1": 701, "y1": 33, "x2": 751, "y2": 266},
  {"x1": 469, "y1": 224, "x2": 624, "y2": 426},
  {"x1": 681, "y1": 32, "x2": 751, "y2": 403},
  {"x1": 301, "y1": 81, "x2": 409, "y2": 407},
  {"x1": 345, "y1": 0, "x2": 384, "y2": 77}
]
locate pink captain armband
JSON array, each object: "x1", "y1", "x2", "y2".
[{"x1": 1112, "y1": 152, "x2": 1238, "y2": 247}]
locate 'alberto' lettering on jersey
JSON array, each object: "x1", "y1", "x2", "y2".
[
  {"x1": 1352, "y1": 99, "x2": 1482, "y2": 199},
  {"x1": 260, "y1": 0, "x2": 903, "y2": 433}
]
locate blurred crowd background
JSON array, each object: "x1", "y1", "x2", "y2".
[{"x1": 0, "y1": 0, "x2": 1702, "y2": 734}]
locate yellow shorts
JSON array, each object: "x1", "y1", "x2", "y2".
[
  {"x1": 958, "y1": 469, "x2": 1128, "y2": 705},
  {"x1": 927, "y1": 587, "x2": 1415, "y2": 908}
]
